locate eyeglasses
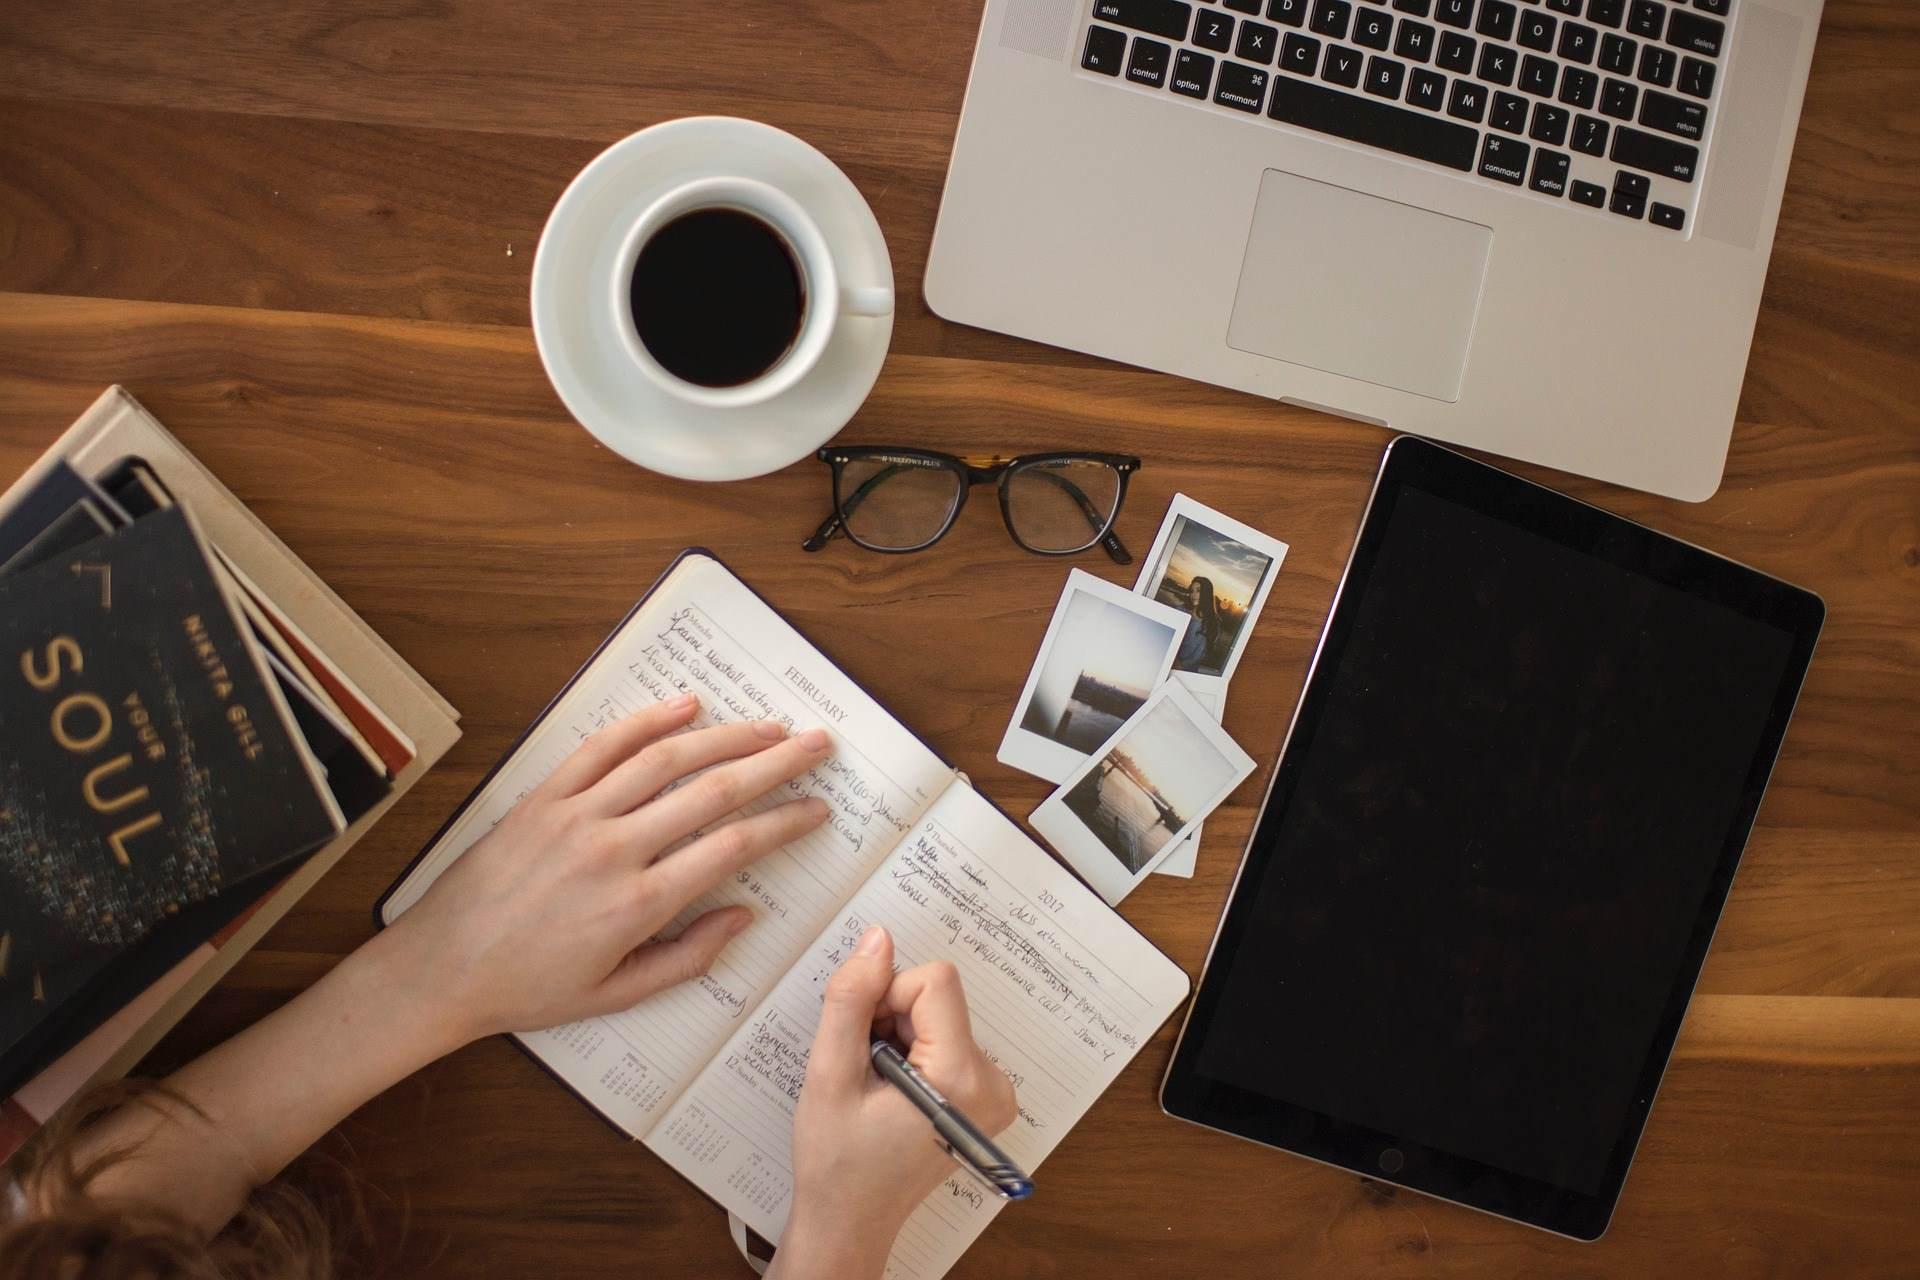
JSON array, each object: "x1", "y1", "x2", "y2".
[{"x1": 802, "y1": 447, "x2": 1140, "y2": 562}]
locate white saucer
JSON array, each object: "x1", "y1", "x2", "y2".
[{"x1": 530, "y1": 117, "x2": 894, "y2": 482}]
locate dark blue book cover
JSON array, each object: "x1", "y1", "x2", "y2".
[{"x1": 0, "y1": 507, "x2": 343, "y2": 1058}]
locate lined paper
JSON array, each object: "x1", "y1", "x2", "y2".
[
  {"x1": 382, "y1": 555, "x2": 954, "y2": 1133},
  {"x1": 652, "y1": 783, "x2": 1191, "y2": 1279}
]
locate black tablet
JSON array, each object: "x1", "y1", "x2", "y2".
[{"x1": 1161, "y1": 438, "x2": 1824, "y2": 1240}]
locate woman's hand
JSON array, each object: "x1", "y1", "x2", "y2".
[
  {"x1": 773, "y1": 926, "x2": 1018, "y2": 1280},
  {"x1": 388, "y1": 692, "x2": 831, "y2": 1046}
]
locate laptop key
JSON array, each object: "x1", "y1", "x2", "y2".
[
  {"x1": 1480, "y1": 42, "x2": 1517, "y2": 84},
  {"x1": 1612, "y1": 123, "x2": 1697, "y2": 179},
  {"x1": 1237, "y1": 19, "x2": 1281, "y2": 61},
  {"x1": 1355, "y1": 7, "x2": 1395, "y2": 46},
  {"x1": 1280, "y1": 30, "x2": 1324, "y2": 71},
  {"x1": 1437, "y1": 29, "x2": 1476, "y2": 70},
  {"x1": 1626, "y1": 0, "x2": 1664, "y2": 36},
  {"x1": 1640, "y1": 88, "x2": 1705, "y2": 138},
  {"x1": 1479, "y1": 133, "x2": 1530, "y2": 183},
  {"x1": 1392, "y1": 0, "x2": 1434, "y2": 12},
  {"x1": 1082, "y1": 24, "x2": 1129, "y2": 73},
  {"x1": 1560, "y1": 67, "x2": 1599, "y2": 107},
  {"x1": 1559, "y1": 21, "x2": 1597, "y2": 62},
  {"x1": 1366, "y1": 54, "x2": 1408, "y2": 96},
  {"x1": 1322, "y1": 43, "x2": 1365, "y2": 85},
  {"x1": 1215, "y1": 59, "x2": 1272, "y2": 108},
  {"x1": 1477, "y1": 0, "x2": 1517, "y2": 40},
  {"x1": 1530, "y1": 147, "x2": 1571, "y2": 194},
  {"x1": 1311, "y1": 0, "x2": 1354, "y2": 36},
  {"x1": 1127, "y1": 36, "x2": 1174, "y2": 84},
  {"x1": 1093, "y1": 0, "x2": 1195, "y2": 41},
  {"x1": 1520, "y1": 54, "x2": 1558, "y2": 95},
  {"x1": 1678, "y1": 55, "x2": 1714, "y2": 98},
  {"x1": 1172, "y1": 48, "x2": 1216, "y2": 95},
  {"x1": 1225, "y1": 0, "x2": 1264, "y2": 12},
  {"x1": 1517, "y1": 9, "x2": 1557, "y2": 50},
  {"x1": 1491, "y1": 90, "x2": 1528, "y2": 131},
  {"x1": 1266, "y1": 72, "x2": 1480, "y2": 167},
  {"x1": 1448, "y1": 78, "x2": 1489, "y2": 121},
  {"x1": 1546, "y1": 0, "x2": 1582, "y2": 12},
  {"x1": 1638, "y1": 43, "x2": 1675, "y2": 87},
  {"x1": 1407, "y1": 65, "x2": 1447, "y2": 108},
  {"x1": 1665, "y1": 7, "x2": 1722, "y2": 56},
  {"x1": 1601, "y1": 77, "x2": 1637, "y2": 118},
  {"x1": 1572, "y1": 113, "x2": 1609, "y2": 154},
  {"x1": 1396, "y1": 18, "x2": 1436, "y2": 59},
  {"x1": 1649, "y1": 200, "x2": 1686, "y2": 229},
  {"x1": 1270, "y1": 0, "x2": 1311, "y2": 23},
  {"x1": 1600, "y1": 32, "x2": 1636, "y2": 72},
  {"x1": 1529, "y1": 101, "x2": 1570, "y2": 144},
  {"x1": 1435, "y1": 0, "x2": 1474, "y2": 28},
  {"x1": 1195, "y1": 9, "x2": 1236, "y2": 50},
  {"x1": 1611, "y1": 169, "x2": 1648, "y2": 219},
  {"x1": 1571, "y1": 177, "x2": 1607, "y2": 205},
  {"x1": 1693, "y1": 0, "x2": 1728, "y2": 14},
  {"x1": 1588, "y1": 0, "x2": 1626, "y2": 25}
]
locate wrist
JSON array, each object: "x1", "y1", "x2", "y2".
[
  {"x1": 347, "y1": 921, "x2": 485, "y2": 1059},
  {"x1": 776, "y1": 1198, "x2": 908, "y2": 1280}
]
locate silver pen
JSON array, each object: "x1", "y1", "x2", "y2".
[{"x1": 869, "y1": 1038, "x2": 1034, "y2": 1201}]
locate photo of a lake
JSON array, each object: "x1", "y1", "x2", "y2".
[{"x1": 1019, "y1": 590, "x2": 1179, "y2": 754}]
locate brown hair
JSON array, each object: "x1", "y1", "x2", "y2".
[{"x1": 1, "y1": 1081, "x2": 367, "y2": 1280}]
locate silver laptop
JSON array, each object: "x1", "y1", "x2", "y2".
[{"x1": 927, "y1": 0, "x2": 1824, "y2": 501}]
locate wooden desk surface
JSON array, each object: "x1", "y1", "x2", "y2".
[{"x1": 2, "y1": 2, "x2": 1915, "y2": 1275}]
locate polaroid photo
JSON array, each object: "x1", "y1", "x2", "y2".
[
  {"x1": 1132, "y1": 494, "x2": 1289, "y2": 697},
  {"x1": 1151, "y1": 675, "x2": 1223, "y2": 879},
  {"x1": 1031, "y1": 680, "x2": 1256, "y2": 905},
  {"x1": 998, "y1": 569, "x2": 1188, "y2": 785}
]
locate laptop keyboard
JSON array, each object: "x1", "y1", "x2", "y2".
[{"x1": 1080, "y1": 0, "x2": 1728, "y2": 232}]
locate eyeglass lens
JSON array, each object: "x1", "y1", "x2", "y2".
[
  {"x1": 838, "y1": 457, "x2": 964, "y2": 551},
  {"x1": 1004, "y1": 459, "x2": 1123, "y2": 552}
]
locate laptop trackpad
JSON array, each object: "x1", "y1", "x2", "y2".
[{"x1": 1227, "y1": 170, "x2": 1493, "y2": 403}]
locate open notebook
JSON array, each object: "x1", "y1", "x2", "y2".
[{"x1": 378, "y1": 551, "x2": 1189, "y2": 1279}]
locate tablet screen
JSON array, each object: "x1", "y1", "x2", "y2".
[{"x1": 1165, "y1": 441, "x2": 1821, "y2": 1234}]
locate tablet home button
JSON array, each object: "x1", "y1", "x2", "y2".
[{"x1": 1379, "y1": 1148, "x2": 1406, "y2": 1175}]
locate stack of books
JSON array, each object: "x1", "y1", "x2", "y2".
[{"x1": 0, "y1": 388, "x2": 460, "y2": 1158}]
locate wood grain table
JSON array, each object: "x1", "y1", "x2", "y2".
[{"x1": 2, "y1": 2, "x2": 1915, "y2": 1275}]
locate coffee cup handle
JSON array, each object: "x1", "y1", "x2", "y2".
[{"x1": 841, "y1": 285, "x2": 895, "y2": 318}]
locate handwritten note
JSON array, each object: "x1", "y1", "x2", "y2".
[
  {"x1": 653, "y1": 783, "x2": 1190, "y2": 1280},
  {"x1": 381, "y1": 554, "x2": 1190, "y2": 1280},
  {"x1": 382, "y1": 556, "x2": 953, "y2": 1134}
]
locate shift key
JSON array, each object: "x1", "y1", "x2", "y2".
[
  {"x1": 1610, "y1": 124, "x2": 1699, "y2": 181},
  {"x1": 1092, "y1": 0, "x2": 1193, "y2": 41}
]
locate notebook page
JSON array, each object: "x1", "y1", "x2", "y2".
[
  {"x1": 648, "y1": 783, "x2": 1191, "y2": 1280},
  {"x1": 381, "y1": 554, "x2": 954, "y2": 1135}
]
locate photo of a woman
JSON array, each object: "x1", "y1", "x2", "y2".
[
  {"x1": 1138, "y1": 504, "x2": 1285, "y2": 680},
  {"x1": 1177, "y1": 576, "x2": 1223, "y2": 671}
]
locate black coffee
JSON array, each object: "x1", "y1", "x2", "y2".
[{"x1": 628, "y1": 208, "x2": 806, "y2": 388}]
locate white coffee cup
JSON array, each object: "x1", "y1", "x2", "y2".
[{"x1": 608, "y1": 176, "x2": 893, "y2": 411}]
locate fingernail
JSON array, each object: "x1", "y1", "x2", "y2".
[
  {"x1": 727, "y1": 910, "x2": 754, "y2": 938},
  {"x1": 754, "y1": 719, "x2": 786, "y2": 740},
  {"x1": 799, "y1": 728, "x2": 831, "y2": 752},
  {"x1": 670, "y1": 693, "x2": 698, "y2": 709},
  {"x1": 855, "y1": 925, "x2": 887, "y2": 956}
]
